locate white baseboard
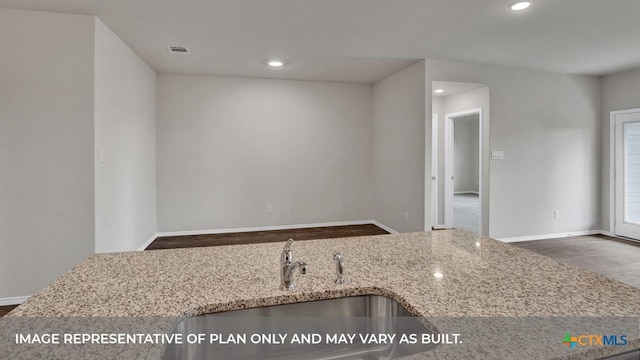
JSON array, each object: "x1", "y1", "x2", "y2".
[
  {"x1": 137, "y1": 233, "x2": 159, "y2": 251},
  {"x1": 498, "y1": 230, "x2": 603, "y2": 243},
  {"x1": 432, "y1": 224, "x2": 448, "y2": 230},
  {"x1": 0, "y1": 296, "x2": 30, "y2": 306},
  {"x1": 156, "y1": 220, "x2": 381, "y2": 238},
  {"x1": 371, "y1": 221, "x2": 399, "y2": 234}
]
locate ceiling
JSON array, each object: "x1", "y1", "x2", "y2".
[
  {"x1": 432, "y1": 81, "x2": 487, "y2": 97},
  {"x1": 2, "y1": 0, "x2": 640, "y2": 83}
]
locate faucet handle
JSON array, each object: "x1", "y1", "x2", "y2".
[{"x1": 333, "y1": 252, "x2": 348, "y2": 285}]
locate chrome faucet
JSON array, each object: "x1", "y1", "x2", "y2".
[
  {"x1": 280, "y1": 238, "x2": 308, "y2": 290},
  {"x1": 333, "y1": 252, "x2": 348, "y2": 285}
]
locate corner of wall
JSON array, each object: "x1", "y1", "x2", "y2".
[
  {"x1": 372, "y1": 61, "x2": 427, "y2": 233},
  {"x1": 94, "y1": 16, "x2": 158, "y2": 253}
]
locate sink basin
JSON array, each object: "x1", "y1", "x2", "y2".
[{"x1": 162, "y1": 295, "x2": 438, "y2": 360}]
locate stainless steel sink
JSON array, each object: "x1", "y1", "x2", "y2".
[{"x1": 162, "y1": 295, "x2": 438, "y2": 360}]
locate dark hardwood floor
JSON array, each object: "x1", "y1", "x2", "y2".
[
  {"x1": 146, "y1": 224, "x2": 390, "y2": 250},
  {"x1": 0, "y1": 305, "x2": 18, "y2": 317},
  {"x1": 512, "y1": 235, "x2": 640, "y2": 288}
]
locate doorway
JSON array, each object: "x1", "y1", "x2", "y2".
[
  {"x1": 444, "y1": 109, "x2": 482, "y2": 233},
  {"x1": 612, "y1": 108, "x2": 640, "y2": 240},
  {"x1": 430, "y1": 81, "x2": 489, "y2": 235}
]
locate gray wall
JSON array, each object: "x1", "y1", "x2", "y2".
[
  {"x1": 373, "y1": 61, "x2": 426, "y2": 232},
  {"x1": 453, "y1": 115, "x2": 479, "y2": 193},
  {"x1": 156, "y1": 74, "x2": 374, "y2": 232},
  {"x1": 94, "y1": 19, "x2": 158, "y2": 252},
  {"x1": 425, "y1": 60, "x2": 600, "y2": 239},
  {"x1": 0, "y1": 9, "x2": 96, "y2": 298},
  {"x1": 601, "y1": 68, "x2": 640, "y2": 232}
]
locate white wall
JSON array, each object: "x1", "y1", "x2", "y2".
[
  {"x1": 425, "y1": 60, "x2": 601, "y2": 239},
  {"x1": 453, "y1": 115, "x2": 479, "y2": 193},
  {"x1": 372, "y1": 61, "x2": 426, "y2": 233},
  {"x1": 156, "y1": 74, "x2": 374, "y2": 232},
  {"x1": 601, "y1": 68, "x2": 640, "y2": 232},
  {"x1": 94, "y1": 19, "x2": 157, "y2": 252},
  {"x1": 0, "y1": 9, "x2": 95, "y2": 298}
]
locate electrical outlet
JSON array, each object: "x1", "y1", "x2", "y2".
[
  {"x1": 266, "y1": 205, "x2": 273, "y2": 214},
  {"x1": 403, "y1": 212, "x2": 409, "y2": 222},
  {"x1": 554, "y1": 210, "x2": 559, "y2": 220}
]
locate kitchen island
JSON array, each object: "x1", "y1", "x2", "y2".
[{"x1": 4, "y1": 230, "x2": 640, "y2": 359}]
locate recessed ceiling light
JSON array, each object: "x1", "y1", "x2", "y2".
[
  {"x1": 434, "y1": 89, "x2": 445, "y2": 94},
  {"x1": 267, "y1": 60, "x2": 284, "y2": 67},
  {"x1": 508, "y1": 1, "x2": 532, "y2": 11},
  {"x1": 433, "y1": 272, "x2": 444, "y2": 279}
]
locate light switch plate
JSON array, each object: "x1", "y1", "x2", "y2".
[{"x1": 491, "y1": 150, "x2": 504, "y2": 160}]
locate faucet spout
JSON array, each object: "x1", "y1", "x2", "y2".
[
  {"x1": 280, "y1": 239, "x2": 308, "y2": 290},
  {"x1": 283, "y1": 261, "x2": 308, "y2": 289}
]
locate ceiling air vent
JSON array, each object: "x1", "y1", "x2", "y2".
[{"x1": 167, "y1": 46, "x2": 190, "y2": 54}]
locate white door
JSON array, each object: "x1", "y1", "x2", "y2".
[
  {"x1": 614, "y1": 109, "x2": 640, "y2": 240},
  {"x1": 431, "y1": 114, "x2": 438, "y2": 227}
]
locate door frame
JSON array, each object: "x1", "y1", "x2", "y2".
[
  {"x1": 610, "y1": 108, "x2": 640, "y2": 239},
  {"x1": 444, "y1": 108, "x2": 483, "y2": 231},
  {"x1": 431, "y1": 114, "x2": 439, "y2": 228}
]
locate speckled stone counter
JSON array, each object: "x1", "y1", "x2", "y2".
[{"x1": 6, "y1": 230, "x2": 640, "y2": 359}]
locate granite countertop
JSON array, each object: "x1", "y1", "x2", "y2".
[{"x1": 6, "y1": 229, "x2": 640, "y2": 359}]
